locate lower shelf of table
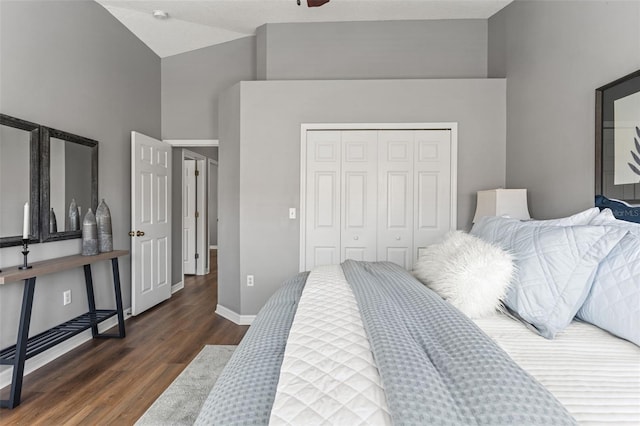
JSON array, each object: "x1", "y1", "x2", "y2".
[{"x1": 0, "y1": 310, "x2": 117, "y2": 364}]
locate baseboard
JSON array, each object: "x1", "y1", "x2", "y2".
[
  {"x1": 171, "y1": 280, "x2": 184, "y2": 294},
  {"x1": 215, "y1": 304, "x2": 255, "y2": 325},
  {"x1": 209, "y1": 245, "x2": 217, "y2": 250},
  {"x1": 0, "y1": 308, "x2": 132, "y2": 390}
]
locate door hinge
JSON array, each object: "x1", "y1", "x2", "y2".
[
  {"x1": 195, "y1": 169, "x2": 200, "y2": 176},
  {"x1": 195, "y1": 253, "x2": 199, "y2": 259},
  {"x1": 195, "y1": 211, "x2": 200, "y2": 218}
]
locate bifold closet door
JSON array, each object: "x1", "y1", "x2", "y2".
[
  {"x1": 341, "y1": 131, "x2": 377, "y2": 263},
  {"x1": 378, "y1": 129, "x2": 451, "y2": 269},
  {"x1": 305, "y1": 130, "x2": 378, "y2": 269},
  {"x1": 304, "y1": 128, "x2": 452, "y2": 271},
  {"x1": 377, "y1": 130, "x2": 415, "y2": 269},
  {"x1": 413, "y1": 130, "x2": 452, "y2": 257},
  {"x1": 305, "y1": 130, "x2": 341, "y2": 269}
]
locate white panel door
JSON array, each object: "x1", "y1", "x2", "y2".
[
  {"x1": 183, "y1": 159, "x2": 196, "y2": 275},
  {"x1": 131, "y1": 131, "x2": 171, "y2": 316},
  {"x1": 414, "y1": 130, "x2": 452, "y2": 257},
  {"x1": 302, "y1": 126, "x2": 455, "y2": 272},
  {"x1": 305, "y1": 131, "x2": 341, "y2": 269},
  {"x1": 377, "y1": 131, "x2": 415, "y2": 269},
  {"x1": 341, "y1": 131, "x2": 378, "y2": 262}
]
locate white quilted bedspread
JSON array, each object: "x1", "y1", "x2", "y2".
[{"x1": 269, "y1": 264, "x2": 391, "y2": 426}]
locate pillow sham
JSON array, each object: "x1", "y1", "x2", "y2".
[
  {"x1": 527, "y1": 207, "x2": 600, "y2": 226},
  {"x1": 591, "y1": 208, "x2": 640, "y2": 234},
  {"x1": 413, "y1": 231, "x2": 514, "y2": 319},
  {"x1": 470, "y1": 208, "x2": 601, "y2": 243},
  {"x1": 575, "y1": 208, "x2": 640, "y2": 346},
  {"x1": 577, "y1": 231, "x2": 640, "y2": 346},
  {"x1": 471, "y1": 216, "x2": 627, "y2": 339}
]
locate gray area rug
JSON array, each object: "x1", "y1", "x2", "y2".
[{"x1": 136, "y1": 345, "x2": 236, "y2": 425}]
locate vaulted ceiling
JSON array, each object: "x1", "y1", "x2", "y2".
[{"x1": 96, "y1": 0, "x2": 513, "y2": 57}]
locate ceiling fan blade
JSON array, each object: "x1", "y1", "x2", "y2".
[{"x1": 307, "y1": 0, "x2": 330, "y2": 7}]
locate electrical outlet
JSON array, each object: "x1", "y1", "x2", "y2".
[
  {"x1": 247, "y1": 275, "x2": 254, "y2": 287},
  {"x1": 63, "y1": 290, "x2": 71, "y2": 306}
]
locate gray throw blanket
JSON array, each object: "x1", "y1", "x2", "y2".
[
  {"x1": 341, "y1": 260, "x2": 576, "y2": 425},
  {"x1": 196, "y1": 262, "x2": 576, "y2": 425}
]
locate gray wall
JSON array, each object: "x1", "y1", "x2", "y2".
[
  {"x1": 257, "y1": 20, "x2": 488, "y2": 80},
  {"x1": 0, "y1": 0, "x2": 160, "y2": 350},
  {"x1": 219, "y1": 78, "x2": 506, "y2": 315},
  {"x1": 489, "y1": 0, "x2": 640, "y2": 219},
  {"x1": 218, "y1": 84, "x2": 242, "y2": 313},
  {"x1": 162, "y1": 37, "x2": 256, "y2": 140}
]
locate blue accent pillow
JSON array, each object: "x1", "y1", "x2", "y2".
[
  {"x1": 595, "y1": 195, "x2": 640, "y2": 223},
  {"x1": 471, "y1": 216, "x2": 627, "y2": 339}
]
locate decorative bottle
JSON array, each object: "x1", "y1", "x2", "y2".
[
  {"x1": 49, "y1": 208, "x2": 58, "y2": 233},
  {"x1": 82, "y1": 208, "x2": 98, "y2": 256},
  {"x1": 96, "y1": 198, "x2": 113, "y2": 252},
  {"x1": 68, "y1": 199, "x2": 80, "y2": 231}
]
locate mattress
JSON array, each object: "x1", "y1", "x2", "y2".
[{"x1": 474, "y1": 313, "x2": 640, "y2": 425}]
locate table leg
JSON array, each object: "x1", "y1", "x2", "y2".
[
  {"x1": 83, "y1": 264, "x2": 99, "y2": 338},
  {"x1": 1, "y1": 277, "x2": 36, "y2": 409},
  {"x1": 111, "y1": 258, "x2": 126, "y2": 338}
]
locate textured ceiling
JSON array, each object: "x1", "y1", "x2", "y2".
[{"x1": 96, "y1": 0, "x2": 513, "y2": 58}]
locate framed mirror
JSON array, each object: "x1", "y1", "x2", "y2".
[
  {"x1": 0, "y1": 114, "x2": 40, "y2": 247},
  {"x1": 40, "y1": 126, "x2": 98, "y2": 242},
  {"x1": 595, "y1": 69, "x2": 640, "y2": 203}
]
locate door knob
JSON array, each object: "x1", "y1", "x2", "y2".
[
  {"x1": 129, "y1": 231, "x2": 135, "y2": 237},
  {"x1": 136, "y1": 230, "x2": 145, "y2": 237},
  {"x1": 395, "y1": 236, "x2": 401, "y2": 240},
  {"x1": 353, "y1": 236, "x2": 359, "y2": 240}
]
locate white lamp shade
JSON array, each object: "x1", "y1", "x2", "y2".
[{"x1": 473, "y1": 189, "x2": 531, "y2": 223}]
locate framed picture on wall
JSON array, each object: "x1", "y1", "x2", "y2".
[{"x1": 595, "y1": 69, "x2": 640, "y2": 204}]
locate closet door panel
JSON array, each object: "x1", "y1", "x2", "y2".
[
  {"x1": 413, "y1": 130, "x2": 452, "y2": 257},
  {"x1": 341, "y1": 131, "x2": 377, "y2": 262},
  {"x1": 305, "y1": 131, "x2": 341, "y2": 269},
  {"x1": 378, "y1": 130, "x2": 414, "y2": 269}
]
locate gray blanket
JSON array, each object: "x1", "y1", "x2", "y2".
[
  {"x1": 341, "y1": 260, "x2": 576, "y2": 425},
  {"x1": 196, "y1": 262, "x2": 576, "y2": 425}
]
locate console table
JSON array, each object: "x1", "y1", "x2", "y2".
[{"x1": 0, "y1": 250, "x2": 128, "y2": 409}]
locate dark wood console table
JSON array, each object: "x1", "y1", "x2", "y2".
[{"x1": 0, "y1": 250, "x2": 128, "y2": 409}]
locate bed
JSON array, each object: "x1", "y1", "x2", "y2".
[{"x1": 196, "y1": 207, "x2": 640, "y2": 425}]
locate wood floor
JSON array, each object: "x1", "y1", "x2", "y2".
[{"x1": 0, "y1": 250, "x2": 249, "y2": 425}]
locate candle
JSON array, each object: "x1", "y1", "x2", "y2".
[{"x1": 23, "y1": 202, "x2": 29, "y2": 240}]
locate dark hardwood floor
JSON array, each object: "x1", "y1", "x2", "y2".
[{"x1": 0, "y1": 250, "x2": 248, "y2": 425}]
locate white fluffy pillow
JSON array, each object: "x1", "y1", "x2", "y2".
[{"x1": 413, "y1": 231, "x2": 514, "y2": 318}]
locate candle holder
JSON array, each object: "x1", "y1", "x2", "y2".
[{"x1": 18, "y1": 239, "x2": 32, "y2": 270}]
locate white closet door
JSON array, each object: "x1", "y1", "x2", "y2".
[
  {"x1": 414, "y1": 130, "x2": 452, "y2": 257},
  {"x1": 305, "y1": 130, "x2": 341, "y2": 269},
  {"x1": 377, "y1": 130, "x2": 415, "y2": 269},
  {"x1": 341, "y1": 131, "x2": 378, "y2": 262}
]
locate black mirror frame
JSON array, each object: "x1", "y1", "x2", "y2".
[
  {"x1": 0, "y1": 114, "x2": 41, "y2": 247},
  {"x1": 595, "y1": 69, "x2": 640, "y2": 203},
  {"x1": 40, "y1": 126, "x2": 98, "y2": 243}
]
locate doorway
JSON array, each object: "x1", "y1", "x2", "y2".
[{"x1": 181, "y1": 150, "x2": 208, "y2": 277}]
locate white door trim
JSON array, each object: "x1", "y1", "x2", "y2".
[
  {"x1": 165, "y1": 139, "x2": 219, "y2": 147},
  {"x1": 299, "y1": 122, "x2": 458, "y2": 272}
]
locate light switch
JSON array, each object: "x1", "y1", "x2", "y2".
[{"x1": 289, "y1": 208, "x2": 296, "y2": 219}]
